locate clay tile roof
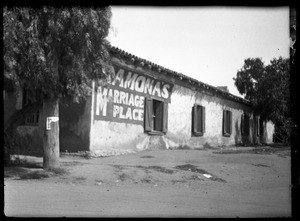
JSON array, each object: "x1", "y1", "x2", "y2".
[{"x1": 109, "y1": 46, "x2": 251, "y2": 106}]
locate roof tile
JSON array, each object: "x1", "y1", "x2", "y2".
[{"x1": 109, "y1": 46, "x2": 251, "y2": 106}]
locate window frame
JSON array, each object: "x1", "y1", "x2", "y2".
[
  {"x1": 222, "y1": 109, "x2": 232, "y2": 137},
  {"x1": 192, "y1": 104, "x2": 205, "y2": 136},
  {"x1": 144, "y1": 97, "x2": 168, "y2": 135},
  {"x1": 152, "y1": 99, "x2": 164, "y2": 132}
]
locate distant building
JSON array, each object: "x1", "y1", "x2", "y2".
[{"x1": 4, "y1": 46, "x2": 274, "y2": 156}]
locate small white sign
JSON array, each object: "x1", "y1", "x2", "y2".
[
  {"x1": 46, "y1": 117, "x2": 59, "y2": 130},
  {"x1": 203, "y1": 174, "x2": 212, "y2": 178}
]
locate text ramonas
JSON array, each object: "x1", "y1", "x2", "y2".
[{"x1": 94, "y1": 65, "x2": 174, "y2": 124}]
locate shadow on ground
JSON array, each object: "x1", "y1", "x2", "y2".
[
  {"x1": 5, "y1": 158, "x2": 69, "y2": 180},
  {"x1": 213, "y1": 146, "x2": 290, "y2": 157}
]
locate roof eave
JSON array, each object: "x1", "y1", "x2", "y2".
[{"x1": 109, "y1": 46, "x2": 252, "y2": 107}]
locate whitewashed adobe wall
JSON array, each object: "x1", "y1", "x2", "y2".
[
  {"x1": 166, "y1": 84, "x2": 254, "y2": 148},
  {"x1": 89, "y1": 57, "x2": 171, "y2": 153},
  {"x1": 89, "y1": 56, "x2": 273, "y2": 154}
]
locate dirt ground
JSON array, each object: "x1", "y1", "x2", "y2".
[{"x1": 4, "y1": 146, "x2": 291, "y2": 218}]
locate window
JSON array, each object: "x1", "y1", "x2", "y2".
[
  {"x1": 22, "y1": 87, "x2": 39, "y2": 125},
  {"x1": 222, "y1": 110, "x2": 232, "y2": 137},
  {"x1": 241, "y1": 114, "x2": 250, "y2": 135},
  {"x1": 144, "y1": 98, "x2": 168, "y2": 134},
  {"x1": 192, "y1": 104, "x2": 205, "y2": 136}
]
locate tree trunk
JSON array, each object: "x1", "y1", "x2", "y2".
[{"x1": 43, "y1": 97, "x2": 60, "y2": 169}]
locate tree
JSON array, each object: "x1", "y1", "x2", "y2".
[
  {"x1": 3, "y1": 7, "x2": 113, "y2": 169},
  {"x1": 233, "y1": 57, "x2": 291, "y2": 143}
]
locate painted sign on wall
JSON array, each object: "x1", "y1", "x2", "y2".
[{"x1": 94, "y1": 64, "x2": 174, "y2": 124}]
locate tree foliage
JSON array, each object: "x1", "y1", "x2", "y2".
[
  {"x1": 3, "y1": 7, "x2": 113, "y2": 165},
  {"x1": 3, "y1": 6, "x2": 113, "y2": 102},
  {"x1": 234, "y1": 57, "x2": 291, "y2": 143}
]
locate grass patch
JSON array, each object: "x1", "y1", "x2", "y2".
[
  {"x1": 134, "y1": 165, "x2": 175, "y2": 174},
  {"x1": 75, "y1": 176, "x2": 86, "y2": 181},
  {"x1": 8, "y1": 157, "x2": 42, "y2": 169},
  {"x1": 5, "y1": 167, "x2": 29, "y2": 178},
  {"x1": 268, "y1": 143, "x2": 290, "y2": 148},
  {"x1": 62, "y1": 161, "x2": 82, "y2": 166},
  {"x1": 252, "y1": 163, "x2": 270, "y2": 167},
  {"x1": 17, "y1": 167, "x2": 69, "y2": 180},
  {"x1": 169, "y1": 145, "x2": 191, "y2": 150},
  {"x1": 171, "y1": 179, "x2": 187, "y2": 184},
  {"x1": 189, "y1": 175, "x2": 204, "y2": 181},
  {"x1": 112, "y1": 164, "x2": 125, "y2": 171},
  {"x1": 19, "y1": 170, "x2": 50, "y2": 180},
  {"x1": 113, "y1": 164, "x2": 175, "y2": 174},
  {"x1": 140, "y1": 155, "x2": 155, "y2": 158},
  {"x1": 147, "y1": 166, "x2": 175, "y2": 174},
  {"x1": 213, "y1": 149, "x2": 271, "y2": 155},
  {"x1": 174, "y1": 164, "x2": 227, "y2": 183},
  {"x1": 46, "y1": 167, "x2": 69, "y2": 176},
  {"x1": 118, "y1": 173, "x2": 131, "y2": 181},
  {"x1": 210, "y1": 177, "x2": 227, "y2": 183},
  {"x1": 141, "y1": 178, "x2": 153, "y2": 183},
  {"x1": 174, "y1": 164, "x2": 209, "y2": 174},
  {"x1": 176, "y1": 145, "x2": 191, "y2": 150}
]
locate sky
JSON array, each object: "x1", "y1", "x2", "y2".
[{"x1": 107, "y1": 6, "x2": 290, "y2": 98}]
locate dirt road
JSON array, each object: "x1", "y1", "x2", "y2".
[{"x1": 4, "y1": 146, "x2": 291, "y2": 217}]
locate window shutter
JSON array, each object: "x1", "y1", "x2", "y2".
[
  {"x1": 162, "y1": 102, "x2": 168, "y2": 133},
  {"x1": 222, "y1": 110, "x2": 226, "y2": 135},
  {"x1": 193, "y1": 105, "x2": 198, "y2": 133},
  {"x1": 144, "y1": 97, "x2": 152, "y2": 131},
  {"x1": 202, "y1": 106, "x2": 206, "y2": 133},
  {"x1": 229, "y1": 111, "x2": 232, "y2": 134},
  {"x1": 241, "y1": 114, "x2": 244, "y2": 135}
]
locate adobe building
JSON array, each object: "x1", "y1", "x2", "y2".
[{"x1": 4, "y1": 46, "x2": 274, "y2": 156}]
